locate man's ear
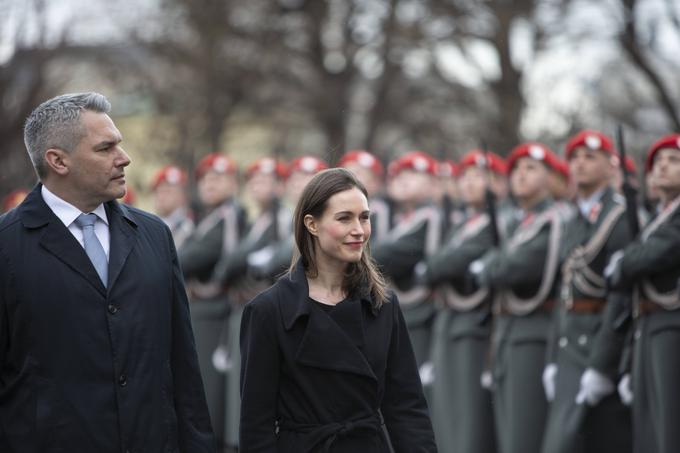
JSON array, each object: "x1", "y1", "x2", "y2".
[
  {"x1": 44, "y1": 148, "x2": 70, "y2": 176},
  {"x1": 303, "y1": 214, "x2": 318, "y2": 236}
]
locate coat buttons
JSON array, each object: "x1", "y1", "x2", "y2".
[
  {"x1": 108, "y1": 304, "x2": 119, "y2": 315},
  {"x1": 119, "y1": 374, "x2": 127, "y2": 387}
]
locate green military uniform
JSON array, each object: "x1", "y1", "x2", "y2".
[
  {"x1": 542, "y1": 188, "x2": 632, "y2": 453},
  {"x1": 425, "y1": 209, "x2": 497, "y2": 453},
  {"x1": 478, "y1": 198, "x2": 561, "y2": 453},
  {"x1": 179, "y1": 198, "x2": 248, "y2": 446},
  {"x1": 611, "y1": 194, "x2": 680, "y2": 453},
  {"x1": 372, "y1": 202, "x2": 441, "y2": 367}
]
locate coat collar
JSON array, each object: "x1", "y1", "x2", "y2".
[
  {"x1": 278, "y1": 259, "x2": 378, "y2": 381},
  {"x1": 19, "y1": 184, "x2": 138, "y2": 295}
]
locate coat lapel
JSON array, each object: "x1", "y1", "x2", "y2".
[
  {"x1": 280, "y1": 261, "x2": 377, "y2": 381},
  {"x1": 20, "y1": 185, "x2": 106, "y2": 296},
  {"x1": 105, "y1": 202, "x2": 138, "y2": 291}
]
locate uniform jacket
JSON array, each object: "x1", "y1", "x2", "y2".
[
  {"x1": 0, "y1": 185, "x2": 215, "y2": 453},
  {"x1": 239, "y1": 260, "x2": 437, "y2": 453}
]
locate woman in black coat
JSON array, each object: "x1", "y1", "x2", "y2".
[{"x1": 239, "y1": 168, "x2": 437, "y2": 452}]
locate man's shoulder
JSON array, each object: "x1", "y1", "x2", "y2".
[{"x1": 0, "y1": 208, "x2": 23, "y2": 236}]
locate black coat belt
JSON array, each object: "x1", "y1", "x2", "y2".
[{"x1": 278, "y1": 411, "x2": 385, "y2": 452}]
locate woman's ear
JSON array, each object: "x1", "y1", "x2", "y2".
[{"x1": 303, "y1": 214, "x2": 318, "y2": 236}]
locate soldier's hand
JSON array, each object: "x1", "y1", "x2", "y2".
[
  {"x1": 618, "y1": 373, "x2": 633, "y2": 406},
  {"x1": 542, "y1": 363, "x2": 558, "y2": 402},
  {"x1": 575, "y1": 368, "x2": 614, "y2": 406}
]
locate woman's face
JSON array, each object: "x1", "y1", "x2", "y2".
[{"x1": 306, "y1": 187, "x2": 371, "y2": 267}]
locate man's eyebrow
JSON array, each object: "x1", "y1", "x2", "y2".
[{"x1": 93, "y1": 138, "x2": 122, "y2": 150}]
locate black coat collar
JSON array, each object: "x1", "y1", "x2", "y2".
[
  {"x1": 277, "y1": 260, "x2": 380, "y2": 381},
  {"x1": 18, "y1": 184, "x2": 138, "y2": 295}
]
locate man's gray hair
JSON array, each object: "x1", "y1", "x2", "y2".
[{"x1": 24, "y1": 92, "x2": 111, "y2": 179}]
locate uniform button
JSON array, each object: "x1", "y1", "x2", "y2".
[
  {"x1": 119, "y1": 374, "x2": 127, "y2": 387},
  {"x1": 578, "y1": 334, "x2": 588, "y2": 346},
  {"x1": 559, "y1": 337, "x2": 568, "y2": 348},
  {"x1": 107, "y1": 304, "x2": 119, "y2": 315}
]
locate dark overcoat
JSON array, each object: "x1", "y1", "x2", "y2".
[
  {"x1": 239, "y1": 260, "x2": 437, "y2": 452},
  {"x1": 0, "y1": 185, "x2": 215, "y2": 453}
]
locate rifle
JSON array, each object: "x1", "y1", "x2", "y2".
[
  {"x1": 480, "y1": 141, "x2": 501, "y2": 247},
  {"x1": 616, "y1": 125, "x2": 640, "y2": 237}
]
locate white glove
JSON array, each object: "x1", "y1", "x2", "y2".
[
  {"x1": 480, "y1": 370, "x2": 494, "y2": 390},
  {"x1": 212, "y1": 345, "x2": 232, "y2": 373},
  {"x1": 419, "y1": 361, "x2": 435, "y2": 386},
  {"x1": 575, "y1": 368, "x2": 614, "y2": 406},
  {"x1": 542, "y1": 363, "x2": 558, "y2": 402},
  {"x1": 618, "y1": 373, "x2": 633, "y2": 406}
]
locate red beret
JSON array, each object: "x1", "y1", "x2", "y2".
[
  {"x1": 507, "y1": 142, "x2": 562, "y2": 174},
  {"x1": 438, "y1": 160, "x2": 459, "y2": 178},
  {"x1": 388, "y1": 151, "x2": 438, "y2": 177},
  {"x1": 2, "y1": 189, "x2": 29, "y2": 212},
  {"x1": 245, "y1": 157, "x2": 287, "y2": 180},
  {"x1": 565, "y1": 130, "x2": 617, "y2": 160},
  {"x1": 645, "y1": 134, "x2": 680, "y2": 172},
  {"x1": 195, "y1": 153, "x2": 238, "y2": 180},
  {"x1": 151, "y1": 165, "x2": 188, "y2": 190},
  {"x1": 287, "y1": 156, "x2": 328, "y2": 177},
  {"x1": 338, "y1": 150, "x2": 384, "y2": 177},
  {"x1": 458, "y1": 150, "x2": 507, "y2": 176}
]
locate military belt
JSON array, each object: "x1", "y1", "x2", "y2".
[
  {"x1": 567, "y1": 297, "x2": 606, "y2": 314},
  {"x1": 638, "y1": 299, "x2": 668, "y2": 316}
]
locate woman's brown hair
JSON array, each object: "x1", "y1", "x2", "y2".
[{"x1": 290, "y1": 167, "x2": 389, "y2": 308}]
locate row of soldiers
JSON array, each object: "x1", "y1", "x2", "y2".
[{"x1": 114, "y1": 130, "x2": 676, "y2": 453}]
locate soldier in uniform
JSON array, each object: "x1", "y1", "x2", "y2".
[
  {"x1": 541, "y1": 130, "x2": 632, "y2": 453},
  {"x1": 372, "y1": 151, "x2": 442, "y2": 368},
  {"x1": 437, "y1": 159, "x2": 466, "y2": 237},
  {"x1": 179, "y1": 152, "x2": 248, "y2": 446},
  {"x1": 608, "y1": 134, "x2": 680, "y2": 453},
  {"x1": 150, "y1": 164, "x2": 194, "y2": 249},
  {"x1": 471, "y1": 143, "x2": 562, "y2": 453},
  {"x1": 247, "y1": 156, "x2": 328, "y2": 280},
  {"x1": 425, "y1": 149, "x2": 506, "y2": 453},
  {"x1": 338, "y1": 149, "x2": 392, "y2": 242}
]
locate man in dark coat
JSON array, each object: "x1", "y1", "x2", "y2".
[
  {"x1": 0, "y1": 92, "x2": 215, "y2": 452},
  {"x1": 541, "y1": 130, "x2": 632, "y2": 453},
  {"x1": 608, "y1": 134, "x2": 680, "y2": 453}
]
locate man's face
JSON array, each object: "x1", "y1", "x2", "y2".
[
  {"x1": 510, "y1": 157, "x2": 549, "y2": 201},
  {"x1": 153, "y1": 183, "x2": 187, "y2": 217},
  {"x1": 568, "y1": 147, "x2": 615, "y2": 191},
  {"x1": 246, "y1": 172, "x2": 280, "y2": 206},
  {"x1": 652, "y1": 148, "x2": 680, "y2": 193},
  {"x1": 342, "y1": 162, "x2": 381, "y2": 197},
  {"x1": 459, "y1": 166, "x2": 486, "y2": 207},
  {"x1": 62, "y1": 111, "x2": 130, "y2": 207},
  {"x1": 389, "y1": 170, "x2": 433, "y2": 204},
  {"x1": 198, "y1": 171, "x2": 237, "y2": 208}
]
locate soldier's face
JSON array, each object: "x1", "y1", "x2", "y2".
[
  {"x1": 343, "y1": 163, "x2": 381, "y2": 197},
  {"x1": 390, "y1": 170, "x2": 433, "y2": 203},
  {"x1": 652, "y1": 148, "x2": 680, "y2": 193},
  {"x1": 153, "y1": 183, "x2": 187, "y2": 217},
  {"x1": 459, "y1": 166, "x2": 486, "y2": 207},
  {"x1": 510, "y1": 158, "x2": 549, "y2": 201},
  {"x1": 568, "y1": 147, "x2": 615, "y2": 190},
  {"x1": 246, "y1": 172, "x2": 280, "y2": 206},
  {"x1": 198, "y1": 171, "x2": 237, "y2": 207},
  {"x1": 305, "y1": 187, "x2": 371, "y2": 267}
]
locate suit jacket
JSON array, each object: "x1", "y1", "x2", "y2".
[
  {"x1": 239, "y1": 260, "x2": 437, "y2": 453},
  {"x1": 0, "y1": 185, "x2": 215, "y2": 453}
]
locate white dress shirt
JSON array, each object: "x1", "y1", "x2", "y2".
[{"x1": 41, "y1": 185, "x2": 110, "y2": 260}]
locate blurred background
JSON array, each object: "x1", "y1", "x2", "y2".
[{"x1": 1, "y1": 0, "x2": 679, "y2": 208}]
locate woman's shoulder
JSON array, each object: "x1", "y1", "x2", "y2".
[{"x1": 245, "y1": 282, "x2": 282, "y2": 313}]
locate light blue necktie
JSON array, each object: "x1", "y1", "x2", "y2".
[{"x1": 75, "y1": 213, "x2": 108, "y2": 287}]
